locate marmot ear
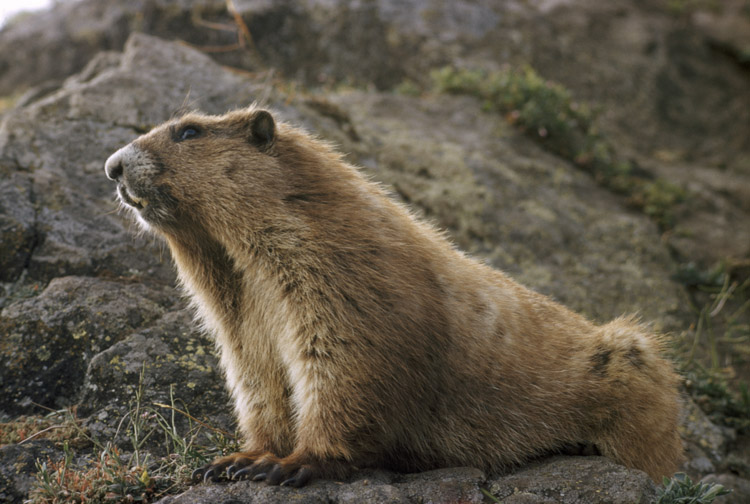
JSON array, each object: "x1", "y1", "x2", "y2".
[{"x1": 249, "y1": 110, "x2": 275, "y2": 150}]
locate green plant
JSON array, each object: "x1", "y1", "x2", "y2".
[
  {"x1": 481, "y1": 487, "x2": 502, "y2": 503},
  {"x1": 657, "y1": 473, "x2": 730, "y2": 504},
  {"x1": 675, "y1": 263, "x2": 750, "y2": 432},
  {"x1": 432, "y1": 66, "x2": 594, "y2": 158},
  {"x1": 685, "y1": 369, "x2": 750, "y2": 433},
  {"x1": 678, "y1": 263, "x2": 750, "y2": 432},
  {"x1": 630, "y1": 178, "x2": 687, "y2": 229},
  {"x1": 32, "y1": 440, "x2": 160, "y2": 504},
  {"x1": 431, "y1": 65, "x2": 687, "y2": 229},
  {"x1": 28, "y1": 375, "x2": 238, "y2": 503},
  {"x1": 393, "y1": 79, "x2": 422, "y2": 97}
]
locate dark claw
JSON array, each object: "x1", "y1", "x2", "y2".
[
  {"x1": 232, "y1": 467, "x2": 253, "y2": 480},
  {"x1": 226, "y1": 464, "x2": 238, "y2": 480},
  {"x1": 191, "y1": 466, "x2": 207, "y2": 483},
  {"x1": 281, "y1": 466, "x2": 313, "y2": 488},
  {"x1": 252, "y1": 472, "x2": 267, "y2": 482},
  {"x1": 266, "y1": 464, "x2": 285, "y2": 485},
  {"x1": 203, "y1": 467, "x2": 221, "y2": 483}
]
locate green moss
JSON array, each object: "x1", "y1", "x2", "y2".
[
  {"x1": 0, "y1": 410, "x2": 87, "y2": 447},
  {"x1": 673, "y1": 262, "x2": 728, "y2": 288},
  {"x1": 432, "y1": 66, "x2": 593, "y2": 151},
  {"x1": 0, "y1": 91, "x2": 25, "y2": 114},
  {"x1": 393, "y1": 79, "x2": 422, "y2": 97},
  {"x1": 628, "y1": 178, "x2": 687, "y2": 229},
  {"x1": 431, "y1": 65, "x2": 687, "y2": 229},
  {"x1": 685, "y1": 370, "x2": 750, "y2": 433},
  {"x1": 666, "y1": 0, "x2": 722, "y2": 16}
]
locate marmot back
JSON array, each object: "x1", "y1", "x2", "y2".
[{"x1": 105, "y1": 105, "x2": 683, "y2": 487}]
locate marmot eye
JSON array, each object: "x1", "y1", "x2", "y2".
[{"x1": 178, "y1": 126, "x2": 201, "y2": 141}]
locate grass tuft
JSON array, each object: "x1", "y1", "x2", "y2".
[
  {"x1": 27, "y1": 378, "x2": 238, "y2": 504},
  {"x1": 678, "y1": 264, "x2": 750, "y2": 433}
]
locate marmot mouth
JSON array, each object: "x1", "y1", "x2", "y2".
[{"x1": 117, "y1": 183, "x2": 148, "y2": 210}]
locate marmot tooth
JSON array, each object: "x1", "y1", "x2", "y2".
[{"x1": 125, "y1": 187, "x2": 146, "y2": 207}]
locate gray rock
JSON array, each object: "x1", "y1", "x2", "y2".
[
  {"x1": 157, "y1": 460, "x2": 652, "y2": 504},
  {"x1": 700, "y1": 474, "x2": 750, "y2": 504},
  {"x1": 486, "y1": 456, "x2": 658, "y2": 504},
  {"x1": 0, "y1": 33, "x2": 265, "y2": 286},
  {"x1": 679, "y1": 394, "x2": 734, "y2": 471},
  {"x1": 0, "y1": 171, "x2": 36, "y2": 283},
  {"x1": 0, "y1": 276, "x2": 176, "y2": 415},
  {"x1": 396, "y1": 467, "x2": 486, "y2": 503},
  {"x1": 691, "y1": 0, "x2": 750, "y2": 65},
  {"x1": 659, "y1": 164, "x2": 750, "y2": 268},
  {"x1": 79, "y1": 309, "x2": 233, "y2": 448},
  {"x1": 0, "y1": 0, "x2": 257, "y2": 97},
  {"x1": 686, "y1": 456, "x2": 716, "y2": 475},
  {"x1": 0, "y1": 440, "x2": 58, "y2": 504}
]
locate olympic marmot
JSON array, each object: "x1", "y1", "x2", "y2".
[{"x1": 104, "y1": 105, "x2": 683, "y2": 487}]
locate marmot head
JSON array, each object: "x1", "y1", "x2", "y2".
[{"x1": 104, "y1": 106, "x2": 280, "y2": 236}]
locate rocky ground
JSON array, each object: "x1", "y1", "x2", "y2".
[{"x1": 1, "y1": 1, "x2": 749, "y2": 503}]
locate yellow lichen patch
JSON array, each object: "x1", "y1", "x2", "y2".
[
  {"x1": 176, "y1": 353, "x2": 211, "y2": 373},
  {"x1": 72, "y1": 328, "x2": 88, "y2": 340},
  {"x1": 35, "y1": 345, "x2": 51, "y2": 362}
]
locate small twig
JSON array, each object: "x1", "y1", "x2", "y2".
[
  {"x1": 710, "y1": 281, "x2": 737, "y2": 317},
  {"x1": 152, "y1": 402, "x2": 235, "y2": 438},
  {"x1": 727, "y1": 298, "x2": 750, "y2": 325},
  {"x1": 256, "y1": 68, "x2": 276, "y2": 107},
  {"x1": 481, "y1": 488, "x2": 502, "y2": 503},
  {"x1": 29, "y1": 401, "x2": 59, "y2": 413},
  {"x1": 177, "y1": 40, "x2": 242, "y2": 53},
  {"x1": 226, "y1": 0, "x2": 257, "y2": 53},
  {"x1": 18, "y1": 424, "x2": 66, "y2": 445},
  {"x1": 687, "y1": 307, "x2": 706, "y2": 366},
  {"x1": 180, "y1": 1, "x2": 263, "y2": 64},
  {"x1": 191, "y1": 17, "x2": 237, "y2": 33}
]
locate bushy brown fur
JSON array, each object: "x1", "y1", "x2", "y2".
[{"x1": 104, "y1": 105, "x2": 683, "y2": 486}]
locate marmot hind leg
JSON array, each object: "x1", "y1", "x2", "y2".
[
  {"x1": 586, "y1": 317, "x2": 683, "y2": 480},
  {"x1": 594, "y1": 416, "x2": 683, "y2": 480}
]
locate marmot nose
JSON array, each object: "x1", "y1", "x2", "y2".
[{"x1": 105, "y1": 151, "x2": 124, "y2": 180}]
